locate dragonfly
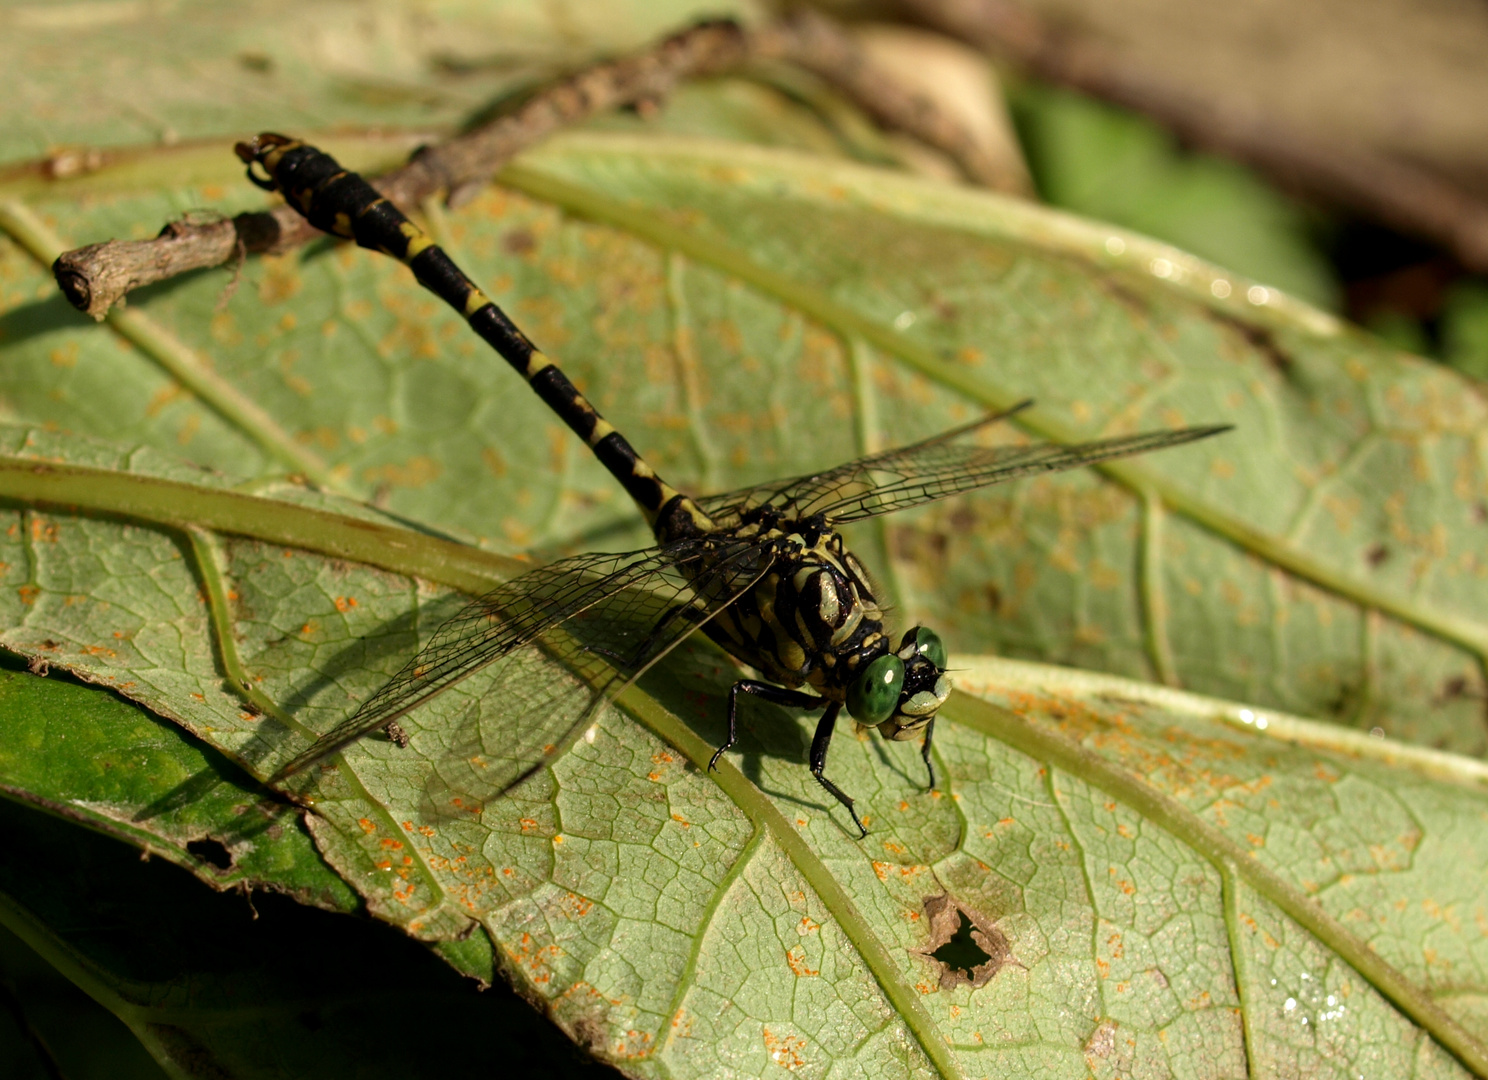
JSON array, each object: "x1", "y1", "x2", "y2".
[{"x1": 237, "y1": 133, "x2": 1230, "y2": 836}]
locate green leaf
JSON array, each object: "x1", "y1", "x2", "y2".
[
  {"x1": 1442, "y1": 280, "x2": 1488, "y2": 381},
  {"x1": 5, "y1": 133, "x2": 1486, "y2": 750},
  {"x1": 1, "y1": 427, "x2": 1487, "y2": 1076},
  {"x1": 0, "y1": 663, "x2": 356, "y2": 912},
  {"x1": 0, "y1": 789, "x2": 617, "y2": 1078},
  {"x1": 8, "y1": 580, "x2": 1488, "y2": 1077},
  {"x1": 1010, "y1": 83, "x2": 1340, "y2": 311},
  {"x1": 2, "y1": 5, "x2": 1487, "y2": 1076},
  {"x1": 0, "y1": 0, "x2": 760, "y2": 165}
]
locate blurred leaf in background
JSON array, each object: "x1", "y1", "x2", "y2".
[
  {"x1": 1011, "y1": 83, "x2": 1340, "y2": 310},
  {"x1": 1013, "y1": 80, "x2": 1488, "y2": 375},
  {"x1": 0, "y1": 919, "x2": 169, "y2": 1080},
  {"x1": 1442, "y1": 279, "x2": 1488, "y2": 379}
]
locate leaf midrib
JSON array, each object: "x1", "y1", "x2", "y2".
[{"x1": 0, "y1": 455, "x2": 523, "y2": 594}]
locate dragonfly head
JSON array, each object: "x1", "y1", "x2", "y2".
[{"x1": 845, "y1": 626, "x2": 951, "y2": 741}]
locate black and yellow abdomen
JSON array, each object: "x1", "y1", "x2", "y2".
[{"x1": 234, "y1": 133, "x2": 711, "y2": 539}]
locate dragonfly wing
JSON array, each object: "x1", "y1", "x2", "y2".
[
  {"x1": 417, "y1": 540, "x2": 775, "y2": 815},
  {"x1": 695, "y1": 402, "x2": 1034, "y2": 523},
  {"x1": 268, "y1": 538, "x2": 773, "y2": 802},
  {"x1": 698, "y1": 411, "x2": 1228, "y2": 526},
  {"x1": 816, "y1": 425, "x2": 1231, "y2": 523},
  {"x1": 268, "y1": 546, "x2": 702, "y2": 783}
]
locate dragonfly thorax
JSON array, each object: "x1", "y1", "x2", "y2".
[{"x1": 700, "y1": 517, "x2": 952, "y2": 735}]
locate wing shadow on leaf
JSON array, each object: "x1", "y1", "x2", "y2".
[
  {"x1": 267, "y1": 596, "x2": 467, "y2": 726},
  {"x1": 271, "y1": 542, "x2": 777, "y2": 822},
  {"x1": 137, "y1": 596, "x2": 468, "y2": 828}
]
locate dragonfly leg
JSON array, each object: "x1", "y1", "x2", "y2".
[
  {"x1": 711, "y1": 680, "x2": 824, "y2": 773},
  {"x1": 808, "y1": 702, "x2": 867, "y2": 838},
  {"x1": 919, "y1": 716, "x2": 937, "y2": 790}
]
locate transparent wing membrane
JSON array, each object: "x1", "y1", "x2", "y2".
[
  {"x1": 699, "y1": 415, "x2": 1230, "y2": 525},
  {"x1": 270, "y1": 540, "x2": 773, "y2": 801},
  {"x1": 814, "y1": 425, "x2": 1230, "y2": 523},
  {"x1": 695, "y1": 402, "x2": 1033, "y2": 525},
  {"x1": 270, "y1": 417, "x2": 1228, "y2": 801},
  {"x1": 412, "y1": 553, "x2": 769, "y2": 816}
]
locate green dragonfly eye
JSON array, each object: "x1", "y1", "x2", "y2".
[
  {"x1": 912, "y1": 627, "x2": 948, "y2": 670},
  {"x1": 847, "y1": 654, "x2": 906, "y2": 724}
]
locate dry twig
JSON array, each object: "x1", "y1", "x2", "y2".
[
  {"x1": 767, "y1": 9, "x2": 1027, "y2": 193},
  {"x1": 54, "y1": 20, "x2": 750, "y2": 319},
  {"x1": 897, "y1": 0, "x2": 1488, "y2": 272},
  {"x1": 53, "y1": 13, "x2": 1014, "y2": 319}
]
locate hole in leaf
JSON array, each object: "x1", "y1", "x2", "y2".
[
  {"x1": 187, "y1": 837, "x2": 233, "y2": 871},
  {"x1": 930, "y1": 911, "x2": 992, "y2": 975},
  {"x1": 913, "y1": 893, "x2": 1017, "y2": 990}
]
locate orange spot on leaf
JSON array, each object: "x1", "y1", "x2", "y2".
[
  {"x1": 785, "y1": 946, "x2": 818, "y2": 977},
  {"x1": 761, "y1": 1028, "x2": 807, "y2": 1071}
]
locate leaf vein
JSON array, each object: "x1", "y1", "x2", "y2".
[
  {"x1": 951, "y1": 690, "x2": 1488, "y2": 1078},
  {"x1": 497, "y1": 161, "x2": 1488, "y2": 666}
]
